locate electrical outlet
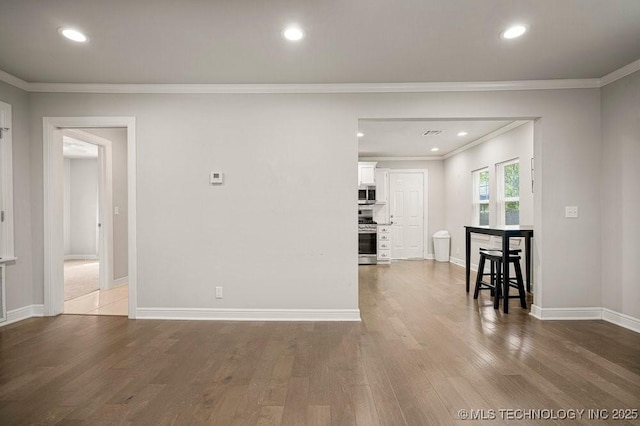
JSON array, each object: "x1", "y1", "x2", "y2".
[
  {"x1": 565, "y1": 206, "x2": 578, "y2": 218},
  {"x1": 215, "y1": 286, "x2": 223, "y2": 299}
]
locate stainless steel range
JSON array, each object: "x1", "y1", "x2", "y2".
[{"x1": 358, "y1": 210, "x2": 377, "y2": 265}]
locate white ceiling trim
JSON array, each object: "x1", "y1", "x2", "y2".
[
  {"x1": 359, "y1": 156, "x2": 445, "y2": 161},
  {"x1": 1, "y1": 57, "x2": 638, "y2": 93},
  {"x1": 600, "y1": 58, "x2": 640, "y2": 87},
  {"x1": 0, "y1": 69, "x2": 30, "y2": 91},
  {"x1": 25, "y1": 79, "x2": 600, "y2": 94}
]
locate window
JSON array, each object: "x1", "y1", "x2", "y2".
[
  {"x1": 497, "y1": 159, "x2": 520, "y2": 225},
  {"x1": 472, "y1": 168, "x2": 490, "y2": 226}
]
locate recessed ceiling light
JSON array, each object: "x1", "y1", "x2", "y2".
[
  {"x1": 58, "y1": 27, "x2": 89, "y2": 43},
  {"x1": 457, "y1": 131, "x2": 468, "y2": 136},
  {"x1": 431, "y1": 147, "x2": 440, "y2": 152},
  {"x1": 357, "y1": 132, "x2": 364, "y2": 138},
  {"x1": 282, "y1": 26, "x2": 304, "y2": 41},
  {"x1": 501, "y1": 25, "x2": 528, "y2": 40}
]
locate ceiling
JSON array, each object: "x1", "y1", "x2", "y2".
[
  {"x1": 358, "y1": 119, "x2": 516, "y2": 157},
  {"x1": 63, "y1": 137, "x2": 98, "y2": 158},
  {"x1": 0, "y1": 1, "x2": 639, "y2": 84}
]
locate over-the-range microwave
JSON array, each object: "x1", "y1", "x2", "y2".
[{"x1": 358, "y1": 185, "x2": 376, "y2": 204}]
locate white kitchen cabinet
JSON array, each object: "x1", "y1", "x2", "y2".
[
  {"x1": 358, "y1": 162, "x2": 377, "y2": 186},
  {"x1": 373, "y1": 168, "x2": 390, "y2": 225},
  {"x1": 377, "y1": 224, "x2": 391, "y2": 263},
  {"x1": 374, "y1": 168, "x2": 389, "y2": 204}
]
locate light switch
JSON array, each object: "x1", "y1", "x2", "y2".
[
  {"x1": 565, "y1": 206, "x2": 578, "y2": 218},
  {"x1": 114, "y1": 206, "x2": 120, "y2": 215}
]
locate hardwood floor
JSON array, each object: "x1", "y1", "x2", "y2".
[{"x1": 1, "y1": 260, "x2": 639, "y2": 425}]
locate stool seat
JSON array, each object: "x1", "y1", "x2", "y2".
[
  {"x1": 479, "y1": 247, "x2": 522, "y2": 255},
  {"x1": 479, "y1": 249, "x2": 519, "y2": 259}
]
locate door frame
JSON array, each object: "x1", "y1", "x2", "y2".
[
  {"x1": 388, "y1": 169, "x2": 429, "y2": 259},
  {"x1": 0, "y1": 101, "x2": 15, "y2": 260},
  {"x1": 44, "y1": 117, "x2": 137, "y2": 318},
  {"x1": 62, "y1": 129, "x2": 113, "y2": 292}
]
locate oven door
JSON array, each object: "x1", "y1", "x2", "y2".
[{"x1": 358, "y1": 231, "x2": 377, "y2": 264}]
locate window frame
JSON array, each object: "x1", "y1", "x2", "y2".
[
  {"x1": 472, "y1": 168, "x2": 490, "y2": 226},
  {"x1": 497, "y1": 158, "x2": 520, "y2": 226}
]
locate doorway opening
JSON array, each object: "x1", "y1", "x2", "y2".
[
  {"x1": 356, "y1": 117, "x2": 536, "y2": 309},
  {"x1": 61, "y1": 129, "x2": 128, "y2": 316},
  {"x1": 43, "y1": 117, "x2": 137, "y2": 318}
]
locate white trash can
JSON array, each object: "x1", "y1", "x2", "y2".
[{"x1": 433, "y1": 230, "x2": 451, "y2": 262}]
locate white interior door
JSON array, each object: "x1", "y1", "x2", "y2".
[{"x1": 390, "y1": 172, "x2": 424, "y2": 259}]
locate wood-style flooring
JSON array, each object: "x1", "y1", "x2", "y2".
[{"x1": 1, "y1": 260, "x2": 639, "y2": 425}]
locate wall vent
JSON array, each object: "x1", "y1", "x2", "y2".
[{"x1": 422, "y1": 130, "x2": 442, "y2": 136}]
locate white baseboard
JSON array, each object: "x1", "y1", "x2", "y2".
[
  {"x1": 449, "y1": 256, "x2": 478, "y2": 271},
  {"x1": 602, "y1": 308, "x2": 640, "y2": 333},
  {"x1": 64, "y1": 255, "x2": 98, "y2": 261},
  {"x1": 449, "y1": 256, "x2": 464, "y2": 267},
  {"x1": 1, "y1": 304, "x2": 45, "y2": 327},
  {"x1": 528, "y1": 305, "x2": 603, "y2": 320},
  {"x1": 136, "y1": 307, "x2": 361, "y2": 322},
  {"x1": 530, "y1": 305, "x2": 640, "y2": 333},
  {"x1": 112, "y1": 276, "x2": 128, "y2": 287},
  {"x1": 425, "y1": 254, "x2": 435, "y2": 260}
]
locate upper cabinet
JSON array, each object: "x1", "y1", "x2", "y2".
[
  {"x1": 374, "y1": 168, "x2": 389, "y2": 204},
  {"x1": 358, "y1": 162, "x2": 377, "y2": 186}
]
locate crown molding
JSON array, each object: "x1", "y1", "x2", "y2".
[
  {"x1": 600, "y1": 58, "x2": 640, "y2": 87},
  {"x1": 359, "y1": 156, "x2": 445, "y2": 161},
  {"x1": 2, "y1": 58, "x2": 639, "y2": 93},
  {"x1": 26, "y1": 79, "x2": 601, "y2": 94},
  {"x1": 0, "y1": 67, "x2": 601, "y2": 94},
  {"x1": 0, "y1": 69, "x2": 30, "y2": 91}
]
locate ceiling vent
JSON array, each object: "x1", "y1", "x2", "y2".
[{"x1": 422, "y1": 130, "x2": 442, "y2": 136}]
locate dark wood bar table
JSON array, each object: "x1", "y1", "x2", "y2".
[{"x1": 465, "y1": 225, "x2": 534, "y2": 313}]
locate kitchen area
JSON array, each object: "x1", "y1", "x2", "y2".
[
  {"x1": 358, "y1": 161, "x2": 391, "y2": 265},
  {"x1": 357, "y1": 119, "x2": 534, "y2": 278}
]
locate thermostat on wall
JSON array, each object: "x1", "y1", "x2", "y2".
[{"x1": 210, "y1": 172, "x2": 224, "y2": 184}]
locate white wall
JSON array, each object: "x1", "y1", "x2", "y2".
[
  {"x1": 0, "y1": 80, "x2": 33, "y2": 312},
  {"x1": 25, "y1": 89, "x2": 602, "y2": 316},
  {"x1": 373, "y1": 160, "x2": 445, "y2": 256},
  {"x1": 444, "y1": 122, "x2": 534, "y2": 266},
  {"x1": 65, "y1": 159, "x2": 99, "y2": 256},
  {"x1": 601, "y1": 69, "x2": 640, "y2": 319},
  {"x1": 83, "y1": 128, "x2": 128, "y2": 280}
]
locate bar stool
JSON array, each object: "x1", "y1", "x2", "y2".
[
  {"x1": 474, "y1": 249, "x2": 527, "y2": 312},
  {"x1": 473, "y1": 247, "x2": 520, "y2": 303}
]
